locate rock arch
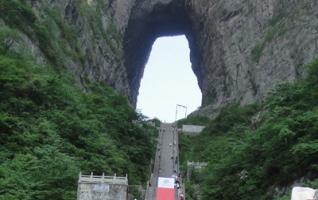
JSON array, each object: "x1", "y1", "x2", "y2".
[
  {"x1": 122, "y1": 0, "x2": 317, "y2": 115},
  {"x1": 123, "y1": 0, "x2": 202, "y2": 106}
]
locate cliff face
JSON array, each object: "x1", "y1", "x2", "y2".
[
  {"x1": 1, "y1": 0, "x2": 134, "y2": 96},
  {"x1": 186, "y1": 0, "x2": 318, "y2": 115},
  {"x1": 2, "y1": 0, "x2": 318, "y2": 114}
]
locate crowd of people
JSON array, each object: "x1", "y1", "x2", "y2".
[{"x1": 172, "y1": 172, "x2": 185, "y2": 200}]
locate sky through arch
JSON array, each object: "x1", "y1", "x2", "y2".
[{"x1": 136, "y1": 36, "x2": 202, "y2": 122}]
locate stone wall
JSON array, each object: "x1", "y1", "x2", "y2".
[
  {"x1": 77, "y1": 183, "x2": 127, "y2": 200},
  {"x1": 182, "y1": 125, "x2": 205, "y2": 136},
  {"x1": 76, "y1": 173, "x2": 128, "y2": 200}
]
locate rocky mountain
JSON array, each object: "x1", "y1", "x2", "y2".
[{"x1": 2, "y1": 0, "x2": 318, "y2": 114}]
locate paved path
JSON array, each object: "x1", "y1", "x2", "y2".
[{"x1": 146, "y1": 123, "x2": 179, "y2": 200}]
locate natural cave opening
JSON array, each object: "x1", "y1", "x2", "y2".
[
  {"x1": 136, "y1": 36, "x2": 202, "y2": 122},
  {"x1": 124, "y1": 0, "x2": 203, "y2": 112}
]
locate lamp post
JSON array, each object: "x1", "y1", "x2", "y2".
[{"x1": 175, "y1": 104, "x2": 187, "y2": 122}]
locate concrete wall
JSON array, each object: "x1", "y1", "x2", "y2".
[
  {"x1": 186, "y1": 161, "x2": 208, "y2": 179},
  {"x1": 77, "y1": 183, "x2": 127, "y2": 200},
  {"x1": 182, "y1": 125, "x2": 205, "y2": 136}
]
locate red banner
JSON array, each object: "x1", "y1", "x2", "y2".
[{"x1": 156, "y1": 188, "x2": 175, "y2": 200}]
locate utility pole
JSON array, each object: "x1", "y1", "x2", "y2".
[{"x1": 175, "y1": 104, "x2": 187, "y2": 121}]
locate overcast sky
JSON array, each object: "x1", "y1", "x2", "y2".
[{"x1": 136, "y1": 36, "x2": 202, "y2": 122}]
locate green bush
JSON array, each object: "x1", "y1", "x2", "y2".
[
  {"x1": 0, "y1": 27, "x2": 20, "y2": 54},
  {"x1": 0, "y1": 1, "x2": 58, "y2": 64}
]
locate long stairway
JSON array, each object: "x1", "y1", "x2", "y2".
[
  {"x1": 145, "y1": 123, "x2": 182, "y2": 200},
  {"x1": 76, "y1": 123, "x2": 183, "y2": 200}
]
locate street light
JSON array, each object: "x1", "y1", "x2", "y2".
[{"x1": 175, "y1": 104, "x2": 187, "y2": 121}]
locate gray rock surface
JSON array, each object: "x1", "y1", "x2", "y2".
[
  {"x1": 187, "y1": 0, "x2": 318, "y2": 115},
  {"x1": 3, "y1": 0, "x2": 318, "y2": 115},
  {"x1": 124, "y1": 0, "x2": 318, "y2": 114}
]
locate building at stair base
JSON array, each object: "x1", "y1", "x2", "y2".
[
  {"x1": 181, "y1": 125, "x2": 205, "y2": 136},
  {"x1": 77, "y1": 172, "x2": 128, "y2": 200}
]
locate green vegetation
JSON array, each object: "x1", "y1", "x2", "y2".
[
  {"x1": 251, "y1": 16, "x2": 288, "y2": 63},
  {"x1": 0, "y1": 27, "x2": 20, "y2": 55},
  {"x1": 0, "y1": 0, "x2": 121, "y2": 68},
  {"x1": 180, "y1": 59, "x2": 318, "y2": 200},
  {"x1": 0, "y1": 0, "x2": 63, "y2": 67},
  {"x1": 0, "y1": 52, "x2": 157, "y2": 200},
  {"x1": 76, "y1": 0, "x2": 122, "y2": 55},
  {"x1": 46, "y1": 8, "x2": 85, "y2": 64},
  {"x1": 0, "y1": 2, "x2": 157, "y2": 199}
]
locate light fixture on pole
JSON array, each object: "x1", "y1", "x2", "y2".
[{"x1": 175, "y1": 104, "x2": 187, "y2": 122}]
